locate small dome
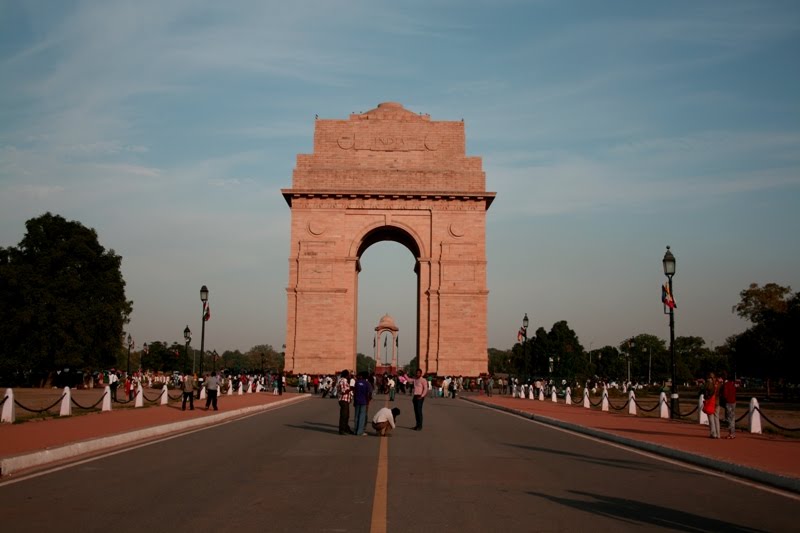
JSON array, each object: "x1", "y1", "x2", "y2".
[{"x1": 376, "y1": 313, "x2": 399, "y2": 331}]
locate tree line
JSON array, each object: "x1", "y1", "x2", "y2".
[{"x1": 1, "y1": 213, "x2": 796, "y2": 389}]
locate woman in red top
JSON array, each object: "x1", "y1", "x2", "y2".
[{"x1": 702, "y1": 372, "x2": 720, "y2": 439}]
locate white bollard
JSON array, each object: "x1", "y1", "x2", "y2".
[
  {"x1": 160, "y1": 384, "x2": 169, "y2": 406},
  {"x1": 238, "y1": 382, "x2": 244, "y2": 395},
  {"x1": 749, "y1": 397, "x2": 762, "y2": 434},
  {"x1": 1, "y1": 388, "x2": 16, "y2": 423},
  {"x1": 257, "y1": 382, "x2": 264, "y2": 392},
  {"x1": 601, "y1": 390, "x2": 609, "y2": 412},
  {"x1": 228, "y1": 382, "x2": 233, "y2": 396},
  {"x1": 699, "y1": 394, "x2": 709, "y2": 425},
  {"x1": 538, "y1": 389, "x2": 544, "y2": 401},
  {"x1": 200, "y1": 386, "x2": 207, "y2": 400},
  {"x1": 551, "y1": 388, "x2": 557, "y2": 403},
  {"x1": 527, "y1": 386, "x2": 533, "y2": 400},
  {"x1": 583, "y1": 388, "x2": 590, "y2": 409},
  {"x1": 246, "y1": 380, "x2": 253, "y2": 393},
  {"x1": 566, "y1": 387, "x2": 572, "y2": 405},
  {"x1": 135, "y1": 384, "x2": 144, "y2": 408},
  {"x1": 659, "y1": 392, "x2": 669, "y2": 418},
  {"x1": 102, "y1": 385, "x2": 112, "y2": 411},
  {"x1": 628, "y1": 390, "x2": 636, "y2": 415},
  {"x1": 60, "y1": 386, "x2": 72, "y2": 417}
]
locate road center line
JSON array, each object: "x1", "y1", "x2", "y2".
[{"x1": 370, "y1": 406, "x2": 389, "y2": 533}]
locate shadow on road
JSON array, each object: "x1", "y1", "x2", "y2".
[
  {"x1": 527, "y1": 490, "x2": 765, "y2": 532},
  {"x1": 506, "y1": 443, "x2": 696, "y2": 474},
  {"x1": 284, "y1": 421, "x2": 340, "y2": 435}
]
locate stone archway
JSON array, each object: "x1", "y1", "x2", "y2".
[{"x1": 282, "y1": 102, "x2": 494, "y2": 376}]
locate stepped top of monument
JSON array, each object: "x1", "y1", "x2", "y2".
[{"x1": 285, "y1": 102, "x2": 492, "y2": 198}]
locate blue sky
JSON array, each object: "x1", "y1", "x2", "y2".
[{"x1": 1, "y1": 1, "x2": 798, "y2": 366}]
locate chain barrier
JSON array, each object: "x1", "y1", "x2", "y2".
[
  {"x1": 754, "y1": 407, "x2": 800, "y2": 432},
  {"x1": 114, "y1": 395, "x2": 134, "y2": 404},
  {"x1": 735, "y1": 410, "x2": 749, "y2": 423},
  {"x1": 676, "y1": 404, "x2": 699, "y2": 418},
  {"x1": 0, "y1": 396, "x2": 6, "y2": 407},
  {"x1": 607, "y1": 397, "x2": 630, "y2": 411},
  {"x1": 588, "y1": 396, "x2": 603, "y2": 408},
  {"x1": 632, "y1": 397, "x2": 661, "y2": 413},
  {"x1": 70, "y1": 390, "x2": 108, "y2": 410},
  {"x1": 167, "y1": 391, "x2": 183, "y2": 401},
  {"x1": 142, "y1": 389, "x2": 165, "y2": 403},
  {"x1": 14, "y1": 393, "x2": 66, "y2": 413}
]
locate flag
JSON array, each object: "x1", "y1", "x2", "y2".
[
  {"x1": 517, "y1": 326, "x2": 527, "y2": 343},
  {"x1": 662, "y1": 282, "x2": 676, "y2": 309},
  {"x1": 203, "y1": 301, "x2": 211, "y2": 321}
]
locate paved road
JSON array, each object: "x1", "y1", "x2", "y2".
[{"x1": 0, "y1": 395, "x2": 796, "y2": 532}]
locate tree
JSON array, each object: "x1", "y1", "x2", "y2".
[
  {"x1": 356, "y1": 353, "x2": 376, "y2": 374},
  {"x1": 244, "y1": 344, "x2": 283, "y2": 373},
  {"x1": 734, "y1": 283, "x2": 792, "y2": 324},
  {"x1": 0, "y1": 213, "x2": 132, "y2": 386}
]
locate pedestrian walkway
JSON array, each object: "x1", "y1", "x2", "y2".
[
  {"x1": 0, "y1": 392, "x2": 308, "y2": 477},
  {"x1": 465, "y1": 393, "x2": 800, "y2": 493}
]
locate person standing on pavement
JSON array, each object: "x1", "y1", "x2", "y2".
[
  {"x1": 337, "y1": 370, "x2": 353, "y2": 435},
  {"x1": 181, "y1": 373, "x2": 195, "y2": 411},
  {"x1": 410, "y1": 368, "x2": 430, "y2": 431},
  {"x1": 205, "y1": 371, "x2": 220, "y2": 411},
  {"x1": 353, "y1": 371, "x2": 373, "y2": 436},
  {"x1": 720, "y1": 371, "x2": 737, "y2": 438},
  {"x1": 108, "y1": 371, "x2": 119, "y2": 402},
  {"x1": 388, "y1": 375, "x2": 396, "y2": 402},
  {"x1": 702, "y1": 371, "x2": 720, "y2": 438}
]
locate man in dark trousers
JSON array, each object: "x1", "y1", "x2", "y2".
[
  {"x1": 336, "y1": 370, "x2": 353, "y2": 435},
  {"x1": 181, "y1": 374, "x2": 195, "y2": 411},
  {"x1": 410, "y1": 368, "x2": 430, "y2": 431}
]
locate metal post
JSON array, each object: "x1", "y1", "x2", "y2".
[
  {"x1": 200, "y1": 313, "x2": 205, "y2": 378},
  {"x1": 669, "y1": 276, "x2": 678, "y2": 418}
]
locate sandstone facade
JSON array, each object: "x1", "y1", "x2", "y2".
[{"x1": 282, "y1": 102, "x2": 494, "y2": 376}]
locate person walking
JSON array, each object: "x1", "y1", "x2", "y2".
[
  {"x1": 388, "y1": 375, "x2": 396, "y2": 402},
  {"x1": 720, "y1": 371, "x2": 737, "y2": 438},
  {"x1": 372, "y1": 407, "x2": 401, "y2": 436},
  {"x1": 109, "y1": 371, "x2": 119, "y2": 402},
  {"x1": 702, "y1": 372, "x2": 720, "y2": 438},
  {"x1": 205, "y1": 371, "x2": 220, "y2": 411},
  {"x1": 181, "y1": 373, "x2": 195, "y2": 411},
  {"x1": 410, "y1": 368, "x2": 430, "y2": 431},
  {"x1": 337, "y1": 370, "x2": 353, "y2": 435},
  {"x1": 353, "y1": 371, "x2": 373, "y2": 436}
]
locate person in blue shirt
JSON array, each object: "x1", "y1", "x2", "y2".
[{"x1": 353, "y1": 371, "x2": 374, "y2": 436}]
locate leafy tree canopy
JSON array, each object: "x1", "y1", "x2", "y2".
[{"x1": 0, "y1": 213, "x2": 132, "y2": 386}]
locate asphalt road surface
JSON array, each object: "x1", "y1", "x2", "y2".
[{"x1": 1, "y1": 394, "x2": 796, "y2": 532}]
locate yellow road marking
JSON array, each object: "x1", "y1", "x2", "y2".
[{"x1": 370, "y1": 409, "x2": 389, "y2": 533}]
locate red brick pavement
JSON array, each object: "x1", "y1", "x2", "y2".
[
  {"x1": 0, "y1": 392, "x2": 302, "y2": 460},
  {"x1": 469, "y1": 394, "x2": 800, "y2": 480}
]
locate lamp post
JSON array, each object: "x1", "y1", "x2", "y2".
[
  {"x1": 200, "y1": 285, "x2": 209, "y2": 378},
  {"x1": 662, "y1": 246, "x2": 678, "y2": 418},
  {"x1": 126, "y1": 334, "x2": 133, "y2": 376},
  {"x1": 141, "y1": 342, "x2": 148, "y2": 373},
  {"x1": 212, "y1": 350, "x2": 218, "y2": 372},
  {"x1": 627, "y1": 337, "x2": 635, "y2": 385},
  {"x1": 184, "y1": 326, "x2": 192, "y2": 374},
  {"x1": 522, "y1": 313, "x2": 529, "y2": 381}
]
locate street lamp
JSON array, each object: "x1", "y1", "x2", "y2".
[
  {"x1": 522, "y1": 313, "x2": 529, "y2": 380},
  {"x1": 126, "y1": 334, "x2": 133, "y2": 376},
  {"x1": 184, "y1": 325, "x2": 192, "y2": 374},
  {"x1": 662, "y1": 245, "x2": 678, "y2": 418},
  {"x1": 200, "y1": 285, "x2": 209, "y2": 377},
  {"x1": 627, "y1": 337, "x2": 635, "y2": 385},
  {"x1": 212, "y1": 350, "x2": 218, "y2": 372},
  {"x1": 141, "y1": 342, "x2": 149, "y2": 373}
]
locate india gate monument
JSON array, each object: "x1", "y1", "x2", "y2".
[{"x1": 282, "y1": 102, "x2": 494, "y2": 376}]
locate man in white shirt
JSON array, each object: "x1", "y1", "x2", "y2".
[{"x1": 372, "y1": 407, "x2": 400, "y2": 436}]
